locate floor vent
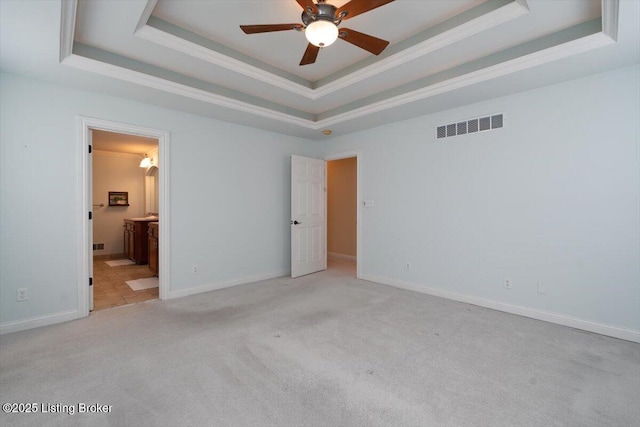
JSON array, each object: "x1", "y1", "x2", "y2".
[
  {"x1": 437, "y1": 114, "x2": 504, "y2": 140},
  {"x1": 93, "y1": 243, "x2": 105, "y2": 251}
]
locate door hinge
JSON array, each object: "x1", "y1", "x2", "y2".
[
  {"x1": 89, "y1": 211, "x2": 93, "y2": 220},
  {"x1": 88, "y1": 145, "x2": 92, "y2": 153},
  {"x1": 89, "y1": 277, "x2": 93, "y2": 287}
]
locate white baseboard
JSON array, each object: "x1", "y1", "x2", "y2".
[
  {"x1": 0, "y1": 310, "x2": 80, "y2": 335},
  {"x1": 360, "y1": 274, "x2": 640, "y2": 343},
  {"x1": 328, "y1": 252, "x2": 357, "y2": 261},
  {"x1": 167, "y1": 271, "x2": 288, "y2": 299},
  {"x1": 1, "y1": 271, "x2": 287, "y2": 334}
]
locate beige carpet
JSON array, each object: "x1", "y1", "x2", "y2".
[{"x1": 1, "y1": 259, "x2": 639, "y2": 426}]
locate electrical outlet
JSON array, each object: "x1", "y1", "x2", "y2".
[
  {"x1": 192, "y1": 265, "x2": 199, "y2": 275},
  {"x1": 504, "y1": 277, "x2": 512, "y2": 289},
  {"x1": 17, "y1": 288, "x2": 28, "y2": 301},
  {"x1": 405, "y1": 263, "x2": 411, "y2": 271}
]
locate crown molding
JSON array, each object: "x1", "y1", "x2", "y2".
[
  {"x1": 315, "y1": 0, "x2": 530, "y2": 99},
  {"x1": 59, "y1": 0, "x2": 77, "y2": 61},
  {"x1": 135, "y1": 0, "x2": 529, "y2": 101},
  {"x1": 62, "y1": 28, "x2": 614, "y2": 132},
  {"x1": 134, "y1": 24, "x2": 315, "y2": 99},
  {"x1": 135, "y1": 0, "x2": 158, "y2": 33},
  {"x1": 61, "y1": 54, "x2": 317, "y2": 129},
  {"x1": 315, "y1": 32, "x2": 615, "y2": 128},
  {"x1": 60, "y1": 0, "x2": 620, "y2": 132},
  {"x1": 602, "y1": 0, "x2": 620, "y2": 41}
]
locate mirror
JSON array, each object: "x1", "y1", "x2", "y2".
[{"x1": 145, "y1": 166, "x2": 159, "y2": 215}]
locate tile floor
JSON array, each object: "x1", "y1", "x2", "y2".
[{"x1": 93, "y1": 255, "x2": 158, "y2": 311}]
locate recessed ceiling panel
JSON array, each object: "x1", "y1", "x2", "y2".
[
  {"x1": 41, "y1": 0, "x2": 637, "y2": 138},
  {"x1": 151, "y1": 0, "x2": 484, "y2": 81}
]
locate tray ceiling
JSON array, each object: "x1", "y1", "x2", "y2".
[
  {"x1": 1, "y1": 0, "x2": 638, "y2": 139},
  {"x1": 151, "y1": 0, "x2": 486, "y2": 82}
]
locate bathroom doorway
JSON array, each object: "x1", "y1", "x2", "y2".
[
  {"x1": 325, "y1": 151, "x2": 360, "y2": 278},
  {"x1": 91, "y1": 130, "x2": 160, "y2": 310},
  {"x1": 77, "y1": 116, "x2": 171, "y2": 318}
]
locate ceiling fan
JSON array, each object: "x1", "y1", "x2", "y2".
[{"x1": 240, "y1": 0, "x2": 395, "y2": 66}]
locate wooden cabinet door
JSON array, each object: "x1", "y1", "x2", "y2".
[
  {"x1": 123, "y1": 220, "x2": 151, "y2": 264},
  {"x1": 148, "y1": 236, "x2": 158, "y2": 276},
  {"x1": 128, "y1": 230, "x2": 136, "y2": 261},
  {"x1": 123, "y1": 225, "x2": 131, "y2": 258}
]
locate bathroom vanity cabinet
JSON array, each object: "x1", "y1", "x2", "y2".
[
  {"x1": 148, "y1": 222, "x2": 159, "y2": 276},
  {"x1": 123, "y1": 218, "x2": 156, "y2": 264}
]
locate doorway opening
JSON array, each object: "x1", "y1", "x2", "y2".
[
  {"x1": 77, "y1": 117, "x2": 171, "y2": 318},
  {"x1": 91, "y1": 130, "x2": 159, "y2": 310},
  {"x1": 325, "y1": 152, "x2": 360, "y2": 278}
]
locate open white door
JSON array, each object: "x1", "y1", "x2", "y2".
[
  {"x1": 88, "y1": 131, "x2": 94, "y2": 311},
  {"x1": 291, "y1": 155, "x2": 326, "y2": 278}
]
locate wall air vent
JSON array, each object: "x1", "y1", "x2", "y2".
[
  {"x1": 436, "y1": 114, "x2": 504, "y2": 139},
  {"x1": 93, "y1": 243, "x2": 105, "y2": 251}
]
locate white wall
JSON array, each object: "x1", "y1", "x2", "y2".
[
  {"x1": 322, "y1": 65, "x2": 640, "y2": 340},
  {"x1": 1, "y1": 65, "x2": 638, "y2": 340},
  {"x1": 0, "y1": 72, "x2": 320, "y2": 330},
  {"x1": 92, "y1": 151, "x2": 146, "y2": 255}
]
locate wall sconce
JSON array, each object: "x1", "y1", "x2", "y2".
[{"x1": 139, "y1": 154, "x2": 153, "y2": 168}]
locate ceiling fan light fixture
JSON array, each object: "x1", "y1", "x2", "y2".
[
  {"x1": 305, "y1": 20, "x2": 338, "y2": 47},
  {"x1": 240, "y1": 0, "x2": 395, "y2": 65}
]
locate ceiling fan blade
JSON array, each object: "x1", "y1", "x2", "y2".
[
  {"x1": 296, "y1": 0, "x2": 319, "y2": 15},
  {"x1": 335, "y1": 0, "x2": 394, "y2": 21},
  {"x1": 338, "y1": 28, "x2": 389, "y2": 55},
  {"x1": 240, "y1": 24, "x2": 303, "y2": 34},
  {"x1": 300, "y1": 43, "x2": 320, "y2": 66}
]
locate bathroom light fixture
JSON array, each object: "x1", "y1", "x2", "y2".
[
  {"x1": 305, "y1": 20, "x2": 338, "y2": 47},
  {"x1": 139, "y1": 154, "x2": 152, "y2": 168}
]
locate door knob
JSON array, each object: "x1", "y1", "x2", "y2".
[{"x1": 291, "y1": 220, "x2": 301, "y2": 225}]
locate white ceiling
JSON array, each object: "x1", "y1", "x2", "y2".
[
  {"x1": 151, "y1": 0, "x2": 486, "y2": 81},
  {"x1": 1, "y1": 0, "x2": 638, "y2": 139},
  {"x1": 92, "y1": 130, "x2": 158, "y2": 155}
]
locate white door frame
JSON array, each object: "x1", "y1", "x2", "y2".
[
  {"x1": 76, "y1": 116, "x2": 171, "y2": 318},
  {"x1": 324, "y1": 150, "x2": 362, "y2": 279}
]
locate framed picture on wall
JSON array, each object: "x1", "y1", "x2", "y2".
[{"x1": 108, "y1": 191, "x2": 129, "y2": 206}]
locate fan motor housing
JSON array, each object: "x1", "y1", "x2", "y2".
[{"x1": 302, "y1": 3, "x2": 340, "y2": 26}]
